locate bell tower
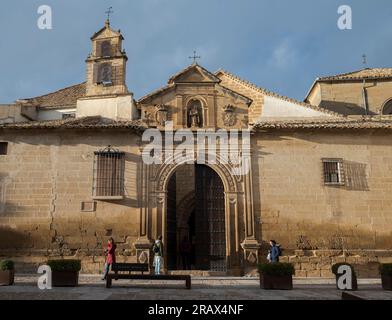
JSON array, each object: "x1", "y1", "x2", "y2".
[
  {"x1": 85, "y1": 19, "x2": 128, "y2": 97},
  {"x1": 76, "y1": 19, "x2": 137, "y2": 120}
]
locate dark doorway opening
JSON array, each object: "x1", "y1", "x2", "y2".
[{"x1": 166, "y1": 164, "x2": 226, "y2": 271}]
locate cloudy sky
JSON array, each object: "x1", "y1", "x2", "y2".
[{"x1": 0, "y1": 0, "x2": 391, "y2": 103}]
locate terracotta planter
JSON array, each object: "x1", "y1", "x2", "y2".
[
  {"x1": 260, "y1": 274, "x2": 293, "y2": 290},
  {"x1": 381, "y1": 275, "x2": 392, "y2": 291},
  {"x1": 0, "y1": 270, "x2": 15, "y2": 286},
  {"x1": 52, "y1": 271, "x2": 79, "y2": 287},
  {"x1": 334, "y1": 274, "x2": 358, "y2": 291}
]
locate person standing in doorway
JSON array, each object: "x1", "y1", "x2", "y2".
[
  {"x1": 179, "y1": 236, "x2": 192, "y2": 270},
  {"x1": 152, "y1": 235, "x2": 164, "y2": 275},
  {"x1": 268, "y1": 240, "x2": 280, "y2": 263},
  {"x1": 102, "y1": 237, "x2": 116, "y2": 280}
]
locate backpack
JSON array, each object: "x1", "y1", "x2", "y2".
[
  {"x1": 277, "y1": 244, "x2": 283, "y2": 256},
  {"x1": 153, "y1": 243, "x2": 160, "y2": 254}
]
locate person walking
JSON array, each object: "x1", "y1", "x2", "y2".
[
  {"x1": 268, "y1": 240, "x2": 280, "y2": 263},
  {"x1": 102, "y1": 237, "x2": 117, "y2": 280},
  {"x1": 152, "y1": 235, "x2": 164, "y2": 275}
]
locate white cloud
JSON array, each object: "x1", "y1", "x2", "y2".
[{"x1": 268, "y1": 39, "x2": 297, "y2": 69}]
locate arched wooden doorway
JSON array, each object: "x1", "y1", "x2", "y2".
[{"x1": 166, "y1": 164, "x2": 226, "y2": 271}]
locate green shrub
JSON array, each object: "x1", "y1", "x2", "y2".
[
  {"x1": 379, "y1": 263, "x2": 392, "y2": 276},
  {"x1": 258, "y1": 263, "x2": 295, "y2": 276},
  {"x1": 47, "y1": 259, "x2": 81, "y2": 272},
  {"x1": 0, "y1": 260, "x2": 14, "y2": 271},
  {"x1": 331, "y1": 263, "x2": 355, "y2": 275}
]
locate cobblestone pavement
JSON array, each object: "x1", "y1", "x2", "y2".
[{"x1": 0, "y1": 274, "x2": 390, "y2": 300}]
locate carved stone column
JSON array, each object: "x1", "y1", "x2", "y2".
[
  {"x1": 226, "y1": 192, "x2": 242, "y2": 276},
  {"x1": 240, "y1": 148, "x2": 261, "y2": 270},
  {"x1": 134, "y1": 161, "x2": 152, "y2": 267}
]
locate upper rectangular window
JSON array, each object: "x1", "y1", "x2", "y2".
[
  {"x1": 97, "y1": 40, "x2": 112, "y2": 57},
  {"x1": 322, "y1": 158, "x2": 344, "y2": 185},
  {"x1": 0, "y1": 142, "x2": 8, "y2": 155},
  {"x1": 93, "y1": 147, "x2": 125, "y2": 199}
]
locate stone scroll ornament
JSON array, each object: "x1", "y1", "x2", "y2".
[
  {"x1": 223, "y1": 104, "x2": 236, "y2": 127},
  {"x1": 155, "y1": 104, "x2": 169, "y2": 126}
]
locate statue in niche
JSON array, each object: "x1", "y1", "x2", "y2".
[{"x1": 187, "y1": 100, "x2": 202, "y2": 128}]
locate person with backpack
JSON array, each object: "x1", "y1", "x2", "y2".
[
  {"x1": 152, "y1": 235, "x2": 164, "y2": 275},
  {"x1": 268, "y1": 239, "x2": 281, "y2": 263}
]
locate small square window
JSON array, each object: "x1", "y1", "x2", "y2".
[
  {"x1": 0, "y1": 142, "x2": 8, "y2": 155},
  {"x1": 322, "y1": 158, "x2": 345, "y2": 185}
]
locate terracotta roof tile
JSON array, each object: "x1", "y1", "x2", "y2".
[
  {"x1": 317, "y1": 68, "x2": 392, "y2": 81},
  {"x1": 252, "y1": 117, "x2": 392, "y2": 130},
  {"x1": 22, "y1": 83, "x2": 86, "y2": 109},
  {"x1": 0, "y1": 116, "x2": 147, "y2": 132}
]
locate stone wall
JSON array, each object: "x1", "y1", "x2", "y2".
[
  {"x1": 277, "y1": 249, "x2": 391, "y2": 278},
  {"x1": 253, "y1": 130, "x2": 392, "y2": 277},
  {"x1": 217, "y1": 73, "x2": 264, "y2": 125},
  {"x1": 307, "y1": 80, "x2": 392, "y2": 115},
  {"x1": 0, "y1": 104, "x2": 30, "y2": 124},
  {"x1": 0, "y1": 129, "x2": 142, "y2": 273},
  {"x1": 1, "y1": 128, "x2": 392, "y2": 276}
]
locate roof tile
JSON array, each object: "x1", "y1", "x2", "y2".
[{"x1": 22, "y1": 83, "x2": 86, "y2": 109}]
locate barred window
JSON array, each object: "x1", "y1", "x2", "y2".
[
  {"x1": 93, "y1": 146, "x2": 125, "y2": 199},
  {"x1": 322, "y1": 158, "x2": 344, "y2": 185}
]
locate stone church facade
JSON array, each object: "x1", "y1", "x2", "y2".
[{"x1": 1, "y1": 20, "x2": 392, "y2": 277}]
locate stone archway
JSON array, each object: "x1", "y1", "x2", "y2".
[
  {"x1": 165, "y1": 164, "x2": 227, "y2": 271},
  {"x1": 135, "y1": 151, "x2": 261, "y2": 275}
]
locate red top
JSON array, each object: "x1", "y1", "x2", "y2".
[{"x1": 106, "y1": 242, "x2": 116, "y2": 264}]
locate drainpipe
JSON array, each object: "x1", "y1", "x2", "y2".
[{"x1": 362, "y1": 79, "x2": 368, "y2": 115}]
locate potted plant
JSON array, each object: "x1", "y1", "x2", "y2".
[
  {"x1": 0, "y1": 260, "x2": 15, "y2": 286},
  {"x1": 331, "y1": 262, "x2": 358, "y2": 291},
  {"x1": 258, "y1": 263, "x2": 295, "y2": 290},
  {"x1": 47, "y1": 259, "x2": 81, "y2": 287},
  {"x1": 379, "y1": 263, "x2": 392, "y2": 291}
]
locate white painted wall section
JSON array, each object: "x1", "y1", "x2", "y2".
[
  {"x1": 76, "y1": 94, "x2": 138, "y2": 120},
  {"x1": 260, "y1": 95, "x2": 334, "y2": 120}
]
